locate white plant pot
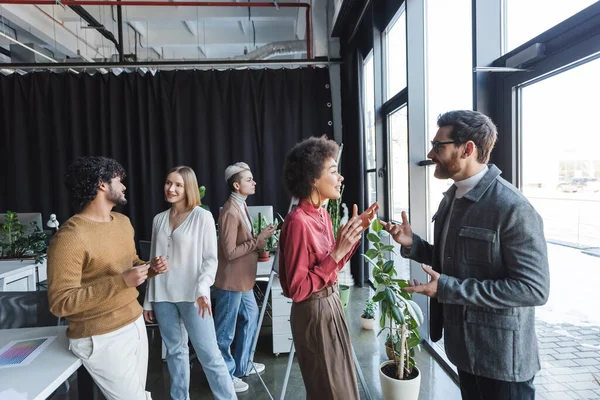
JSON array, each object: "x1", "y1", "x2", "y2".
[
  {"x1": 360, "y1": 317, "x2": 376, "y2": 330},
  {"x1": 379, "y1": 361, "x2": 421, "y2": 400}
]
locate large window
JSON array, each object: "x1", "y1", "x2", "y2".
[
  {"x1": 424, "y1": 0, "x2": 473, "y2": 364},
  {"x1": 518, "y1": 56, "x2": 600, "y2": 396},
  {"x1": 504, "y1": 0, "x2": 597, "y2": 54},
  {"x1": 388, "y1": 105, "x2": 409, "y2": 222},
  {"x1": 384, "y1": 7, "x2": 407, "y2": 101},
  {"x1": 425, "y1": 0, "x2": 473, "y2": 239}
]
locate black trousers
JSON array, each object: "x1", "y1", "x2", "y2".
[{"x1": 458, "y1": 370, "x2": 535, "y2": 400}]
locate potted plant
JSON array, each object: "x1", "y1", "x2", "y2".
[
  {"x1": 327, "y1": 185, "x2": 354, "y2": 288},
  {"x1": 363, "y1": 219, "x2": 424, "y2": 400},
  {"x1": 326, "y1": 184, "x2": 345, "y2": 237},
  {"x1": 198, "y1": 185, "x2": 210, "y2": 212},
  {"x1": 360, "y1": 299, "x2": 377, "y2": 330},
  {"x1": 253, "y1": 212, "x2": 282, "y2": 262},
  {"x1": 0, "y1": 211, "x2": 48, "y2": 264}
]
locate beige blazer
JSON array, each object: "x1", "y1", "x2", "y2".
[{"x1": 214, "y1": 198, "x2": 266, "y2": 292}]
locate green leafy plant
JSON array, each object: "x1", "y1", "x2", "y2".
[
  {"x1": 326, "y1": 184, "x2": 345, "y2": 237},
  {"x1": 363, "y1": 219, "x2": 424, "y2": 380},
  {"x1": 0, "y1": 211, "x2": 48, "y2": 264},
  {"x1": 362, "y1": 299, "x2": 377, "y2": 319},
  {"x1": 198, "y1": 185, "x2": 210, "y2": 211},
  {"x1": 253, "y1": 213, "x2": 283, "y2": 252}
]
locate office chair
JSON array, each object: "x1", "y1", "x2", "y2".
[{"x1": 0, "y1": 290, "x2": 59, "y2": 329}]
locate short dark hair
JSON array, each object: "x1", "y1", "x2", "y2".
[
  {"x1": 227, "y1": 172, "x2": 245, "y2": 192},
  {"x1": 283, "y1": 136, "x2": 339, "y2": 199},
  {"x1": 437, "y1": 110, "x2": 497, "y2": 163},
  {"x1": 65, "y1": 156, "x2": 126, "y2": 211}
]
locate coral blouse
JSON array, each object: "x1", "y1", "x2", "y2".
[{"x1": 279, "y1": 199, "x2": 359, "y2": 302}]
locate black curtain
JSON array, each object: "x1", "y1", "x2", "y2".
[{"x1": 0, "y1": 68, "x2": 333, "y2": 241}]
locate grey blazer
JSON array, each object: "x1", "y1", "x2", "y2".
[{"x1": 403, "y1": 164, "x2": 550, "y2": 382}]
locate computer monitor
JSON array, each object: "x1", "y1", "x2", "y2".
[{"x1": 247, "y1": 206, "x2": 274, "y2": 226}]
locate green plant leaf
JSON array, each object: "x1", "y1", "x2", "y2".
[
  {"x1": 382, "y1": 260, "x2": 394, "y2": 274},
  {"x1": 371, "y1": 219, "x2": 383, "y2": 233},
  {"x1": 380, "y1": 245, "x2": 395, "y2": 252},
  {"x1": 362, "y1": 254, "x2": 380, "y2": 271},
  {"x1": 390, "y1": 304, "x2": 405, "y2": 324},
  {"x1": 372, "y1": 290, "x2": 386, "y2": 302},
  {"x1": 397, "y1": 296, "x2": 424, "y2": 327},
  {"x1": 198, "y1": 186, "x2": 206, "y2": 200},
  {"x1": 379, "y1": 312, "x2": 387, "y2": 328},
  {"x1": 407, "y1": 333, "x2": 421, "y2": 349},
  {"x1": 385, "y1": 288, "x2": 395, "y2": 305},
  {"x1": 396, "y1": 279, "x2": 410, "y2": 288},
  {"x1": 365, "y1": 248, "x2": 378, "y2": 259},
  {"x1": 366, "y1": 232, "x2": 380, "y2": 243}
]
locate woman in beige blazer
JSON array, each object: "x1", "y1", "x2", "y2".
[{"x1": 213, "y1": 162, "x2": 275, "y2": 393}]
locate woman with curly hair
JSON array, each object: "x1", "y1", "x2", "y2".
[{"x1": 279, "y1": 136, "x2": 378, "y2": 399}]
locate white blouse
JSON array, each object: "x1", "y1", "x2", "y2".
[{"x1": 143, "y1": 206, "x2": 218, "y2": 310}]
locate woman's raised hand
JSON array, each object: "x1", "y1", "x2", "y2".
[{"x1": 331, "y1": 202, "x2": 379, "y2": 263}]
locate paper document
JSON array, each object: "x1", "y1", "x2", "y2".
[{"x1": 0, "y1": 336, "x2": 56, "y2": 369}]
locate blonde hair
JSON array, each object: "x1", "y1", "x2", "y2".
[{"x1": 167, "y1": 166, "x2": 201, "y2": 211}]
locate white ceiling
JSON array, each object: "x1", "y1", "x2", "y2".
[{"x1": 0, "y1": 0, "x2": 331, "y2": 63}]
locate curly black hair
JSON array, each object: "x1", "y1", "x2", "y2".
[
  {"x1": 283, "y1": 136, "x2": 339, "y2": 199},
  {"x1": 65, "y1": 156, "x2": 126, "y2": 211}
]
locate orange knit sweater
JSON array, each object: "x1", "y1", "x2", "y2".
[{"x1": 47, "y1": 212, "x2": 151, "y2": 339}]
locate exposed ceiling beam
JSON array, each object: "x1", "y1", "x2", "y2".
[
  {"x1": 183, "y1": 21, "x2": 198, "y2": 36},
  {"x1": 93, "y1": 25, "x2": 294, "y2": 47},
  {"x1": 0, "y1": 47, "x2": 11, "y2": 58},
  {"x1": 55, "y1": 7, "x2": 297, "y2": 22},
  {"x1": 1, "y1": 5, "x2": 103, "y2": 60}
]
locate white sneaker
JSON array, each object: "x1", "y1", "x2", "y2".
[
  {"x1": 232, "y1": 377, "x2": 249, "y2": 393},
  {"x1": 246, "y1": 362, "x2": 265, "y2": 375}
]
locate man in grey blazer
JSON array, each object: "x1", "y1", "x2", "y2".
[{"x1": 383, "y1": 110, "x2": 550, "y2": 399}]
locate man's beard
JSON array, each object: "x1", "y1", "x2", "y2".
[
  {"x1": 108, "y1": 186, "x2": 127, "y2": 206},
  {"x1": 433, "y1": 152, "x2": 461, "y2": 180}
]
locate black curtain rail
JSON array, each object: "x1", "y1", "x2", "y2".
[{"x1": 0, "y1": 58, "x2": 343, "y2": 70}]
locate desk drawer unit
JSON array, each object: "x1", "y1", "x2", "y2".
[{"x1": 270, "y1": 277, "x2": 293, "y2": 354}]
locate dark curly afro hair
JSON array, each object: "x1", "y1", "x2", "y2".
[
  {"x1": 283, "y1": 136, "x2": 339, "y2": 199},
  {"x1": 65, "y1": 156, "x2": 126, "y2": 211}
]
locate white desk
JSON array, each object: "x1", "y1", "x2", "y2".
[
  {"x1": 0, "y1": 326, "x2": 81, "y2": 400},
  {"x1": 0, "y1": 261, "x2": 37, "y2": 292}
]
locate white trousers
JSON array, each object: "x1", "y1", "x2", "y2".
[{"x1": 69, "y1": 315, "x2": 152, "y2": 400}]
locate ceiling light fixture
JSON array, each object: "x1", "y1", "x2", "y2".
[{"x1": 0, "y1": 30, "x2": 79, "y2": 74}]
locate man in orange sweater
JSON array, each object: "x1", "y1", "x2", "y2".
[{"x1": 47, "y1": 156, "x2": 168, "y2": 400}]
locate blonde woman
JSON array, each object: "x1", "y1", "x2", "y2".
[{"x1": 143, "y1": 166, "x2": 235, "y2": 400}]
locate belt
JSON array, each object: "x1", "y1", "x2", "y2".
[{"x1": 302, "y1": 284, "x2": 338, "y2": 302}]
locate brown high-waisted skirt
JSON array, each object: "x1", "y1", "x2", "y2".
[{"x1": 290, "y1": 285, "x2": 359, "y2": 400}]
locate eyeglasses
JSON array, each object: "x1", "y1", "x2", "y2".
[{"x1": 430, "y1": 140, "x2": 458, "y2": 154}]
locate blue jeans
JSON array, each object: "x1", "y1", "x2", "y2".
[
  {"x1": 213, "y1": 288, "x2": 259, "y2": 378},
  {"x1": 152, "y1": 302, "x2": 236, "y2": 400}
]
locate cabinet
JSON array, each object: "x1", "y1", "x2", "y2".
[
  {"x1": 270, "y1": 276, "x2": 293, "y2": 355},
  {"x1": 256, "y1": 256, "x2": 293, "y2": 355},
  {"x1": 0, "y1": 260, "x2": 37, "y2": 292}
]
